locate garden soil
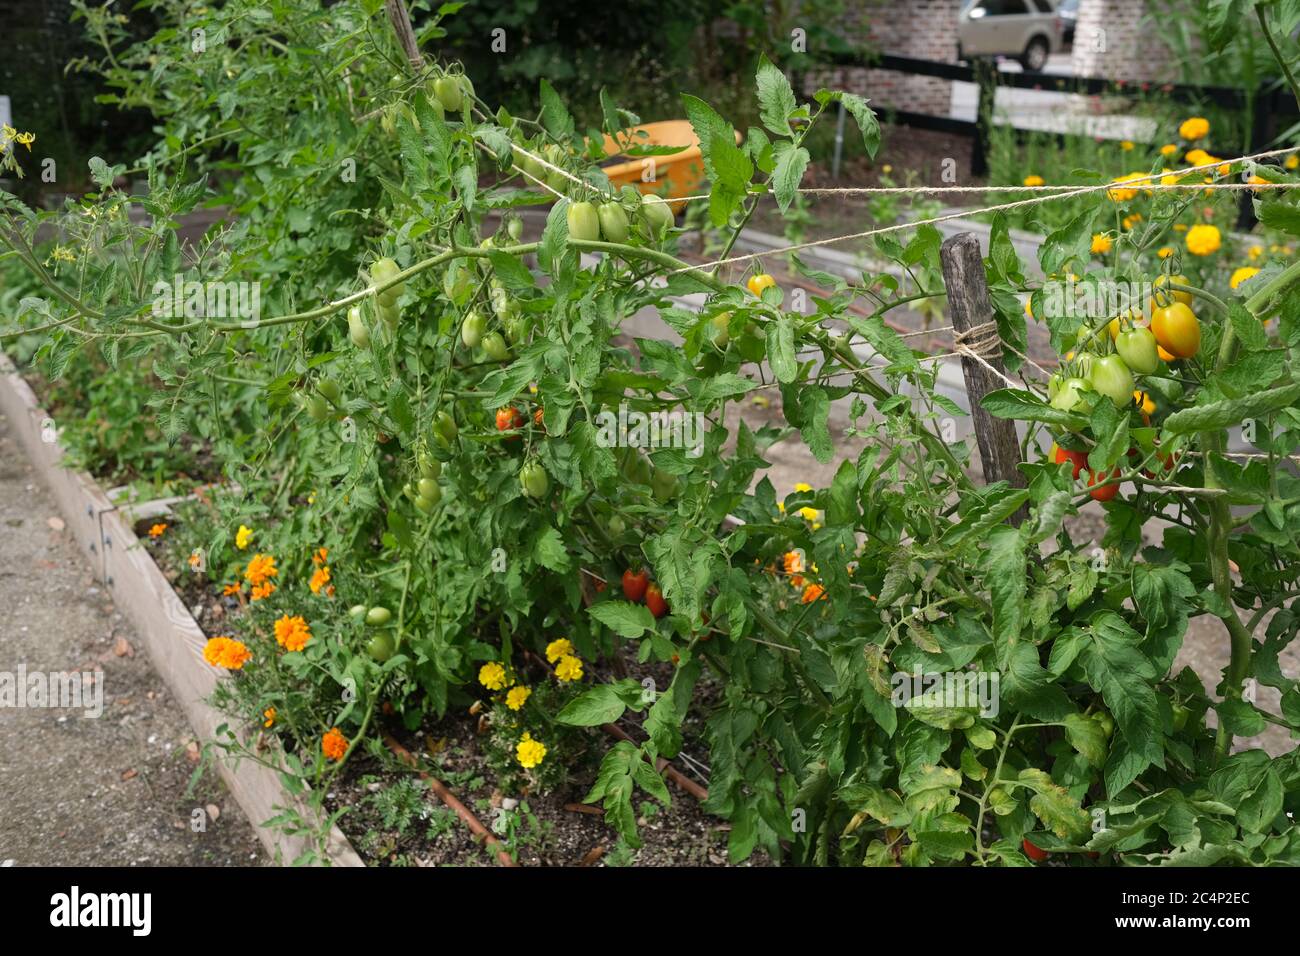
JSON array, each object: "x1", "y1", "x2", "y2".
[{"x1": 0, "y1": 410, "x2": 264, "y2": 866}]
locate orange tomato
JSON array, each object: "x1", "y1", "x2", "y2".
[
  {"x1": 747, "y1": 273, "x2": 777, "y2": 297},
  {"x1": 1151, "y1": 302, "x2": 1200, "y2": 359}
]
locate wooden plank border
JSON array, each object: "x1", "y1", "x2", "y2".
[{"x1": 0, "y1": 353, "x2": 362, "y2": 867}]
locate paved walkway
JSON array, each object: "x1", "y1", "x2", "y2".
[{"x1": 0, "y1": 410, "x2": 263, "y2": 866}]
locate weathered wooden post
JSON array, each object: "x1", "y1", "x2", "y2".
[{"x1": 939, "y1": 232, "x2": 1028, "y2": 524}]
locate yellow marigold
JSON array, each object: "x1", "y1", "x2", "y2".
[
  {"x1": 1122, "y1": 213, "x2": 1142, "y2": 230},
  {"x1": 222, "y1": 581, "x2": 243, "y2": 596},
  {"x1": 783, "y1": 550, "x2": 806, "y2": 575},
  {"x1": 309, "y1": 565, "x2": 331, "y2": 595},
  {"x1": 479, "y1": 661, "x2": 508, "y2": 691},
  {"x1": 1185, "y1": 223, "x2": 1221, "y2": 256},
  {"x1": 273, "y1": 614, "x2": 312, "y2": 652},
  {"x1": 250, "y1": 581, "x2": 276, "y2": 601},
  {"x1": 322, "y1": 727, "x2": 347, "y2": 761},
  {"x1": 801, "y1": 582, "x2": 827, "y2": 604},
  {"x1": 1179, "y1": 116, "x2": 1209, "y2": 141},
  {"x1": 545, "y1": 638, "x2": 574, "y2": 663},
  {"x1": 1157, "y1": 246, "x2": 1175, "y2": 259},
  {"x1": 516, "y1": 732, "x2": 547, "y2": 769},
  {"x1": 1287, "y1": 155, "x2": 1299, "y2": 170},
  {"x1": 1230, "y1": 266, "x2": 1260, "y2": 290},
  {"x1": 1248, "y1": 244, "x2": 1264, "y2": 261},
  {"x1": 263, "y1": 707, "x2": 276, "y2": 728},
  {"x1": 1173, "y1": 223, "x2": 1188, "y2": 232},
  {"x1": 243, "y1": 553, "x2": 278, "y2": 586},
  {"x1": 148, "y1": 523, "x2": 167, "y2": 538},
  {"x1": 1091, "y1": 233, "x2": 1113, "y2": 254},
  {"x1": 506, "y1": 686, "x2": 531, "y2": 711},
  {"x1": 1160, "y1": 144, "x2": 1178, "y2": 157},
  {"x1": 555, "y1": 654, "x2": 583, "y2": 683},
  {"x1": 1107, "y1": 172, "x2": 1145, "y2": 201},
  {"x1": 203, "y1": 636, "x2": 252, "y2": 670},
  {"x1": 235, "y1": 524, "x2": 254, "y2": 550},
  {"x1": 1134, "y1": 390, "x2": 1156, "y2": 415},
  {"x1": 1022, "y1": 174, "x2": 1045, "y2": 187},
  {"x1": 1120, "y1": 140, "x2": 1134, "y2": 151}
]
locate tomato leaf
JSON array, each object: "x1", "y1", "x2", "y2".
[
  {"x1": 755, "y1": 54, "x2": 796, "y2": 138},
  {"x1": 587, "y1": 600, "x2": 655, "y2": 638},
  {"x1": 556, "y1": 683, "x2": 629, "y2": 726},
  {"x1": 771, "y1": 140, "x2": 810, "y2": 213}
]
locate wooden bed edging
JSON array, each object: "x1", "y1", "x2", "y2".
[{"x1": 0, "y1": 354, "x2": 363, "y2": 867}]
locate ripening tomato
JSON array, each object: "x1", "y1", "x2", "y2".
[
  {"x1": 461, "y1": 310, "x2": 486, "y2": 348},
  {"x1": 622, "y1": 568, "x2": 649, "y2": 603},
  {"x1": 1151, "y1": 302, "x2": 1200, "y2": 359},
  {"x1": 1022, "y1": 838, "x2": 1050, "y2": 862},
  {"x1": 567, "y1": 201, "x2": 601, "y2": 242},
  {"x1": 1115, "y1": 327, "x2": 1160, "y2": 375},
  {"x1": 496, "y1": 406, "x2": 525, "y2": 432},
  {"x1": 1149, "y1": 273, "x2": 1192, "y2": 312},
  {"x1": 747, "y1": 273, "x2": 777, "y2": 297},
  {"x1": 645, "y1": 582, "x2": 668, "y2": 618},
  {"x1": 1088, "y1": 468, "x2": 1121, "y2": 502},
  {"x1": 1157, "y1": 344, "x2": 1177, "y2": 362},
  {"x1": 1053, "y1": 443, "x2": 1088, "y2": 480},
  {"x1": 519, "y1": 460, "x2": 549, "y2": 498},
  {"x1": 1089, "y1": 354, "x2": 1135, "y2": 407},
  {"x1": 347, "y1": 306, "x2": 370, "y2": 349}
]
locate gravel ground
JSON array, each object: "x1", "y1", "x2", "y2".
[{"x1": 0, "y1": 410, "x2": 264, "y2": 866}]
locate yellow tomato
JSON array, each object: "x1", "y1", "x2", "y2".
[
  {"x1": 747, "y1": 273, "x2": 777, "y2": 297},
  {"x1": 1151, "y1": 302, "x2": 1201, "y2": 359},
  {"x1": 1149, "y1": 274, "x2": 1192, "y2": 312}
]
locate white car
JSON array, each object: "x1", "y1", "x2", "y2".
[{"x1": 957, "y1": 0, "x2": 1065, "y2": 72}]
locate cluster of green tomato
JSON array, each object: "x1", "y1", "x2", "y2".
[
  {"x1": 565, "y1": 186, "x2": 674, "y2": 247},
  {"x1": 348, "y1": 602, "x2": 396, "y2": 661}
]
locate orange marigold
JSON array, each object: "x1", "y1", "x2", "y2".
[
  {"x1": 250, "y1": 581, "x2": 277, "y2": 601},
  {"x1": 273, "y1": 614, "x2": 312, "y2": 652},
  {"x1": 801, "y1": 583, "x2": 827, "y2": 604},
  {"x1": 147, "y1": 523, "x2": 167, "y2": 538},
  {"x1": 262, "y1": 707, "x2": 277, "y2": 728},
  {"x1": 203, "y1": 636, "x2": 252, "y2": 669},
  {"x1": 243, "y1": 553, "x2": 279, "y2": 586},
  {"x1": 312, "y1": 547, "x2": 329, "y2": 566},
  {"x1": 222, "y1": 581, "x2": 243, "y2": 596},
  {"x1": 309, "y1": 565, "x2": 331, "y2": 595},
  {"x1": 782, "y1": 550, "x2": 806, "y2": 575},
  {"x1": 322, "y1": 727, "x2": 347, "y2": 761}
]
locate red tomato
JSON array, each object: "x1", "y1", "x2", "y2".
[
  {"x1": 1022, "y1": 838, "x2": 1050, "y2": 862},
  {"x1": 1088, "y1": 468, "x2": 1121, "y2": 502},
  {"x1": 645, "y1": 582, "x2": 668, "y2": 618},
  {"x1": 496, "y1": 406, "x2": 526, "y2": 432},
  {"x1": 622, "y1": 568, "x2": 649, "y2": 603},
  {"x1": 1053, "y1": 444, "x2": 1088, "y2": 480}
]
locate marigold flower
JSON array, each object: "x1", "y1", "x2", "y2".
[
  {"x1": 1157, "y1": 246, "x2": 1175, "y2": 259},
  {"x1": 516, "y1": 732, "x2": 547, "y2": 769},
  {"x1": 1185, "y1": 224, "x2": 1221, "y2": 256},
  {"x1": 250, "y1": 581, "x2": 276, "y2": 601},
  {"x1": 506, "y1": 686, "x2": 531, "y2": 711},
  {"x1": 783, "y1": 550, "x2": 806, "y2": 575},
  {"x1": 1022, "y1": 174, "x2": 1044, "y2": 187},
  {"x1": 1184, "y1": 148, "x2": 1211, "y2": 168},
  {"x1": 544, "y1": 638, "x2": 574, "y2": 663},
  {"x1": 203, "y1": 636, "x2": 252, "y2": 669},
  {"x1": 1159, "y1": 144, "x2": 1177, "y2": 156},
  {"x1": 801, "y1": 583, "x2": 827, "y2": 604},
  {"x1": 188, "y1": 551, "x2": 202, "y2": 569},
  {"x1": 1106, "y1": 172, "x2": 1145, "y2": 201},
  {"x1": 1090, "y1": 233, "x2": 1113, "y2": 254},
  {"x1": 1120, "y1": 140, "x2": 1134, "y2": 151},
  {"x1": 322, "y1": 727, "x2": 348, "y2": 761},
  {"x1": 554, "y1": 654, "x2": 583, "y2": 683},
  {"x1": 309, "y1": 565, "x2": 331, "y2": 595},
  {"x1": 312, "y1": 547, "x2": 328, "y2": 566},
  {"x1": 243, "y1": 553, "x2": 278, "y2": 585},
  {"x1": 273, "y1": 614, "x2": 312, "y2": 652},
  {"x1": 148, "y1": 523, "x2": 167, "y2": 538},
  {"x1": 263, "y1": 707, "x2": 276, "y2": 728},
  {"x1": 1247, "y1": 244, "x2": 1263, "y2": 261},
  {"x1": 235, "y1": 524, "x2": 254, "y2": 550},
  {"x1": 1230, "y1": 266, "x2": 1260, "y2": 290},
  {"x1": 1179, "y1": 116, "x2": 1209, "y2": 141},
  {"x1": 1286, "y1": 155, "x2": 1299, "y2": 170},
  {"x1": 222, "y1": 581, "x2": 243, "y2": 596},
  {"x1": 479, "y1": 661, "x2": 508, "y2": 691}
]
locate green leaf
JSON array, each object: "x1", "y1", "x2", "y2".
[
  {"x1": 755, "y1": 54, "x2": 797, "y2": 137},
  {"x1": 798, "y1": 386, "x2": 832, "y2": 463},
  {"x1": 982, "y1": 388, "x2": 1087, "y2": 429},
  {"x1": 538, "y1": 78, "x2": 575, "y2": 140},
  {"x1": 771, "y1": 141, "x2": 810, "y2": 213},
  {"x1": 1063, "y1": 713, "x2": 1108, "y2": 767},
  {"x1": 587, "y1": 600, "x2": 656, "y2": 639},
  {"x1": 1227, "y1": 302, "x2": 1267, "y2": 352},
  {"x1": 768, "y1": 312, "x2": 797, "y2": 382},
  {"x1": 557, "y1": 684, "x2": 628, "y2": 726},
  {"x1": 1163, "y1": 384, "x2": 1300, "y2": 434},
  {"x1": 836, "y1": 91, "x2": 880, "y2": 158}
]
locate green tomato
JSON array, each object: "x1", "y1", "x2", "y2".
[
  {"x1": 641, "y1": 195, "x2": 674, "y2": 238},
  {"x1": 461, "y1": 310, "x2": 486, "y2": 349},
  {"x1": 317, "y1": 378, "x2": 341, "y2": 403},
  {"x1": 607, "y1": 514, "x2": 627, "y2": 538},
  {"x1": 417, "y1": 451, "x2": 441, "y2": 479},
  {"x1": 433, "y1": 410, "x2": 458, "y2": 445},
  {"x1": 1093, "y1": 710, "x2": 1115, "y2": 739},
  {"x1": 543, "y1": 144, "x2": 568, "y2": 191},
  {"x1": 517, "y1": 142, "x2": 544, "y2": 180},
  {"x1": 402, "y1": 481, "x2": 417, "y2": 501},
  {"x1": 504, "y1": 311, "x2": 532, "y2": 345},
  {"x1": 348, "y1": 604, "x2": 368, "y2": 621},
  {"x1": 366, "y1": 632, "x2": 395, "y2": 662},
  {"x1": 710, "y1": 312, "x2": 732, "y2": 348},
  {"x1": 423, "y1": 90, "x2": 446, "y2": 122},
  {"x1": 506, "y1": 217, "x2": 523, "y2": 242},
  {"x1": 1116, "y1": 327, "x2": 1160, "y2": 375},
  {"x1": 414, "y1": 492, "x2": 438, "y2": 514},
  {"x1": 621, "y1": 448, "x2": 652, "y2": 486},
  {"x1": 519, "y1": 460, "x2": 549, "y2": 498},
  {"x1": 567, "y1": 201, "x2": 601, "y2": 243},
  {"x1": 482, "y1": 331, "x2": 511, "y2": 361},
  {"x1": 1089, "y1": 354, "x2": 1134, "y2": 407},
  {"x1": 417, "y1": 478, "x2": 441, "y2": 502},
  {"x1": 650, "y1": 468, "x2": 679, "y2": 503},
  {"x1": 459, "y1": 75, "x2": 475, "y2": 103},
  {"x1": 1171, "y1": 703, "x2": 1190, "y2": 732},
  {"x1": 347, "y1": 307, "x2": 370, "y2": 349},
  {"x1": 598, "y1": 202, "x2": 630, "y2": 243},
  {"x1": 365, "y1": 606, "x2": 392, "y2": 626},
  {"x1": 1049, "y1": 376, "x2": 1089, "y2": 414},
  {"x1": 302, "y1": 393, "x2": 330, "y2": 422},
  {"x1": 433, "y1": 76, "x2": 463, "y2": 112},
  {"x1": 376, "y1": 299, "x2": 400, "y2": 328},
  {"x1": 370, "y1": 257, "x2": 405, "y2": 300},
  {"x1": 1046, "y1": 372, "x2": 1063, "y2": 400}
]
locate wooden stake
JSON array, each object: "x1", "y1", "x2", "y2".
[
  {"x1": 939, "y1": 232, "x2": 1028, "y2": 524},
  {"x1": 384, "y1": 0, "x2": 424, "y2": 70}
]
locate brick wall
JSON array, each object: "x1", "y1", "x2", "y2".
[
  {"x1": 805, "y1": 0, "x2": 963, "y2": 118},
  {"x1": 1071, "y1": 0, "x2": 1186, "y2": 83}
]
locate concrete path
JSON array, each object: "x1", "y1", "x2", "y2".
[{"x1": 0, "y1": 410, "x2": 263, "y2": 866}]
